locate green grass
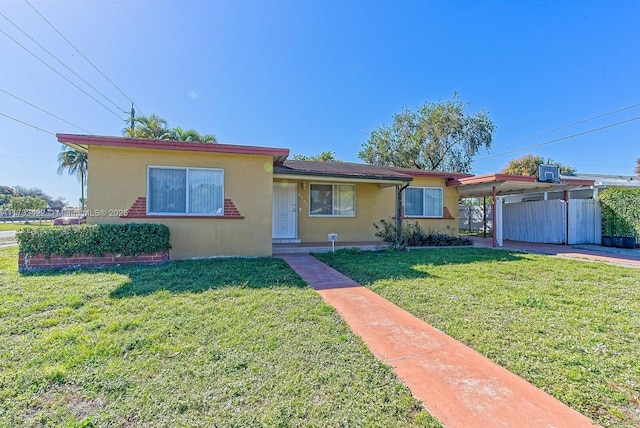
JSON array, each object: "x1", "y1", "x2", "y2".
[
  {"x1": 0, "y1": 246, "x2": 438, "y2": 427},
  {"x1": 315, "y1": 248, "x2": 640, "y2": 428},
  {"x1": 0, "y1": 221, "x2": 52, "y2": 232}
]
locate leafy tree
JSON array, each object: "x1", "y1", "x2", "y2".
[
  {"x1": 57, "y1": 146, "x2": 88, "y2": 210},
  {"x1": 11, "y1": 186, "x2": 66, "y2": 211},
  {"x1": 501, "y1": 154, "x2": 576, "y2": 176},
  {"x1": 292, "y1": 151, "x2": 340, "y2": 162},
  {"x1": 359, "y1": 94, "x2": 495, "y2": 173},
  {"x1": 0, "y1": 185, "x2": 16, "y2": 208},
  {"x1": 8, "y1": 196, "x2": 47, "y2": 212}
]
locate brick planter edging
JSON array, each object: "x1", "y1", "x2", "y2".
[{"x1": 18, "y1": 251, "x2": 169, "y2": 272}]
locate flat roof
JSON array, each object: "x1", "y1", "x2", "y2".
[
  {"x1": 56, "y1": 134, "x2": 290, "y2": 164},
  {"x1": 457, "y1": 173, "x2": 595, "y2": 198}
]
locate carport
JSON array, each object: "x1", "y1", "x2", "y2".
[{"x1": 454, "y1": 174, "x2": 596, "y2": 247}]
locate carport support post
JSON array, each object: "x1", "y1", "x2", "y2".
[
  {"x1": 564, "y1": 189, "x2": 569, "y2": 245},
  {"x1": 492, "y1": 186, "x2": 504, "y2": 248},
  {"x1": 492, "y1": 186, "x2": 497, "y2": 247}
]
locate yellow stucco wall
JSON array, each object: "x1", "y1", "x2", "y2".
[
  {"x1": 280, "y1": 180, "x2": 396, "y2": 243},
  {"x1": 403, "y1": 176, "x2": 460, "y2": 236},
  {"x1": 87, "y1": 146, "x2": 274, "y2": 259},
  {"x1": 275, "y1": 177, "x2": 461, "y2": 243}
]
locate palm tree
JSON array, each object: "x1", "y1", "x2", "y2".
[
  {"x1": 199, "y1": 133, "x2": 217, "y2": 143},
  {"x1": 57, "y1": 146, "x2": 88, "y2": 210},
  {"x1": 172, "y1": 126, "x2": 218, "y2": 143},
  {"x1": 124, "y1": 113, "x2": 173, "y2": 139},
  {"x1": 636, "y1": 157, "x2": 640, "y2": 176}
]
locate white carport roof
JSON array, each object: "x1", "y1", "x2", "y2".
[{"x1": 454, "y1": 174, "x2": 595, "y2": 198}]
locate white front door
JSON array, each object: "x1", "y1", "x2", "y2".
[{"x1": 272, "y1": 183, "x2": 298, "y2": 239}]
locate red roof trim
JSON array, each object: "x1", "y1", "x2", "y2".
[
  {"x1": 56, "y1": 134, "x2": 290, "y2": 159},
  {"x1": 457, "y1": 173, "x2": 538, "y2": 185}
]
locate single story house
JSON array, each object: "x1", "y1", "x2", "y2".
[{"x1": 57, "y1": 134, "x2": 469, "y2": 259}]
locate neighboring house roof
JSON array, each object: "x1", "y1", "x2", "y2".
[
  {"x1": 560, "y1": 173, "x2": 640, "y2": 188},
  {"x1": 56, "y1": 134, "x2": 290, "y2": 164}
]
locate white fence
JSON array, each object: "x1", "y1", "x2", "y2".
[
  {"x1": 503, "y1": 200, "x2": 601, "y2": 244},
  {"x1": 568, "y1": 199, "x2": 601, "y2": 244},
  {"x1": 503, "y1": 200, "x2": 566, "y2": 244},
  {"x1": 459, "y1": 205, "x2": 493, "y2": 232},
  {"x1": 460, "y1": 200, "x2": 601, "y2": 245}
]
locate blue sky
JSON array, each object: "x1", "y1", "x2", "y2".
[{"x1": 1, "y1": 0, "x2": 639, "y2": 206}]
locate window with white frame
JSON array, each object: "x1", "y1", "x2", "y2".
[
  {"x1": 404, "y1": 187, "x2": 443, "y2": 217},
  {"x1": 147, "y1": 166, "x2": 223, "y2": 215},
  {"x1": 309, "y1": 184, "x2": 355, "y2": 216}
]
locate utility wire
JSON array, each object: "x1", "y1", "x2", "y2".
[
  {"x1": 0, "y1": 27, "x2": 123, "y2": 120},
  {"x1": 0, "y1": 88, "x2": 94, "y2": 134},
  {"x1": 474, "y1": 115, "x2": 640, "y2": 162},
  {"x1": 0, "y1": 111, "x2": 55, "y2": 135},
  {"x1": 492, "y1": 102, "x2": 640, "y2": 150},
  {"x1": 0, "y1": 10, "x2": 123, "y2": 112},
  {"x1": 24, "y1": 0, "x2": 145, "y2": 117}
]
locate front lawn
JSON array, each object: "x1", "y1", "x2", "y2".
[
  {"x1": 0, "y1": 247, "x2": 437, "y2": 427},
  {"x1": 0, "y1": 221, "x2": 52, "y2": 231},
  {"x1": 315, "y1": 248, "x2": 640, "y2": 428}
]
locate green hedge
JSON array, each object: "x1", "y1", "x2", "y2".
[
  {"x1": 599, "y1": 187, "x2": 640, "y2": 238},
  {"x1": 17, "y1": 223, "x2": 171, "y2": 257}
]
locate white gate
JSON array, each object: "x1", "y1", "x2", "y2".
[
  {"x1": 568, "y1": 199, "x2": 601, "y2": 244},
  {"x1": 503, "y1": 200, "x2": 566, "y2": 244},
  {"x1": 501, "y1": 199, "x2": 601, "y2": 245}
]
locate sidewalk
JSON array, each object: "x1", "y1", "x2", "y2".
[
  {"x1": 471, "y1": 237, "x2": 640, "y2": 268},
  {"x1": 279, "y1": 254, "x2": 596, "y2": 428}
]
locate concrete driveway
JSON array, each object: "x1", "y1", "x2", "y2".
[{"x1": 0, "y1": 230, "x2": 18, "y2": 247}]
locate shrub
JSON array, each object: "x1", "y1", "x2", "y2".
[
  {"x1": 17, "y1": 223, "x2": 170, "y2": 257},
  {"x1": 374, "y1": 219, "x2": 473, "y2": 248},
  {"x1": 600, "y1": 187, "x2": 640, "y2": 241}
]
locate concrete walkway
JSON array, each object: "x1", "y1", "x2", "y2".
[
  {"x1": 471, "y1": 237, "x2": 640, "y2": 268},
  {"x1": 279, "y1": 254, "x2": 597, "y2": 428}
]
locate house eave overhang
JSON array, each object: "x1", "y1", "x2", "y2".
[
  {"x1": 273, "y1": 171, "x2": 412, "y2": 187},
  {"x1": 56, "y1": 133, "x2": 290, "y2": 163}
]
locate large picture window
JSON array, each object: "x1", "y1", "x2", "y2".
[
  {"x1": 310, "y1": 184, "x2": 355, "y2": 216},
  {"x1": 147, "y1": 166, "x2": 223, "y2": 215},
  {"x1": 404, "y1": 187, "x2": 443, "y2": 217}
]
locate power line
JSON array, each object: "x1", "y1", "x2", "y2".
[
  {"x1": 492, "y1": 102, "x2": 640, "y2": 150},
  {"x1": 0, "y1": 10, "x2": 123, "y2": 112},
  {"x1": 24, "y1": 0, "x2": 145, "y2": 117},
  {"x1": 0, "y1": 88, "x2": 94, "y2": 134},
  {"x1": 0, "y1": 27, "x2": 123, "y2": 120},
  {"x1": 0, "y1": 111, "x2": 55, "y2": 135},
  {"x1": 474, "y1": 115, "x2": 640, "y2": 162}
]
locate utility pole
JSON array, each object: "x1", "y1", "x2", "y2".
[{"x1": 130, "y1": 103, "x2": 135, "y2": 131}]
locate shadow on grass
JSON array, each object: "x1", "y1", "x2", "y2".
[
  {"x1": 313, "y1": 247, "x2": 527, "y2": 285},
  {"x1": 20, "y1": 257, "x2": 308, "y2": 297},
  {"x1": 110, "y1": 257, "x2": 308, "y2": 298}
]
